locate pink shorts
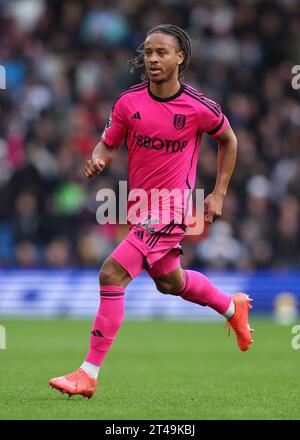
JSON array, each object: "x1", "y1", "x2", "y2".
[{"x1": 111, "y1": 222, "x2": 185, "y2": 279}]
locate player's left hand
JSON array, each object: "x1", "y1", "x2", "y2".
[{"x1": 204, "y1": 192, "x2": 225, "y2": 223}]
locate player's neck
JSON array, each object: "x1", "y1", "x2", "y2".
[{"x1": 149, "y1": 78, "x2": 181, "y2": 100}]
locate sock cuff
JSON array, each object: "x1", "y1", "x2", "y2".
[{"x1": 100, "y1": 285, "x2": 125, "y2": 297}]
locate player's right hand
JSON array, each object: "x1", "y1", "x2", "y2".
[{"x1": 84, "y1": 158, "x2": 106, "y2": 179}]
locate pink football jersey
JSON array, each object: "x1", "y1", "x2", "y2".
[{"x1": 101, "y1": 81, "x2": 229, "y2": 231}]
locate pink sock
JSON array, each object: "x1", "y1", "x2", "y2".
[
  {"x1": 85, "y1": 285, "x2": 125, "y2": 366},
  {"x1": 179, "y1": 270, "x2": 231, "y2": 315}
]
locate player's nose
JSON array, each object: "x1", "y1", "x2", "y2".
[{"x1": 148, "y1": 55, "x2": 160, "y2": 64}]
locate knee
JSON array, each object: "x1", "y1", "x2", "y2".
[
  {"x1": 100, "y1": 257, "x2": 130, "y2": 286},
  {"x1": 155, "y1": 280, "x2": 181, "y2": 296}
]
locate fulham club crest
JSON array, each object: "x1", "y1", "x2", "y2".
[{"x1": 174, "y1": 114, "x2": 186, "y2": 130}]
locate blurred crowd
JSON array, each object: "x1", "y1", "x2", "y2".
[{"x1": 0, "y1": 0, "x2": 299, "y2": 269}]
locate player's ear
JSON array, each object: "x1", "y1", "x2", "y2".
[{"x1": 176, "y1": 51, "x2": 184, "y2": 67}]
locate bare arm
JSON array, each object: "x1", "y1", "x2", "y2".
[
  {"x1": 204, "y1": 124, "x2": 237, "y2": 223},
  {"x1": 84, "y1": 140, "x2": 118, "y2": 179}
]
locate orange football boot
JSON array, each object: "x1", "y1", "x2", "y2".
[
  {"x1": 49, "y1": 368, "x2": 98, "y2": 399},
  {"x1": 225, "y1": 293, "x2": 254, "y2": 351}
]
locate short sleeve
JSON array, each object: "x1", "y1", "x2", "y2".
[
  {"x1": 101, "y1": 97, "x2": 127, "y2": 148},
  {"x1": 199, "y1": 97, "x2": 229, "y2": 138}
]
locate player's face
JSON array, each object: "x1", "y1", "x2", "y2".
[{"x1": 144, "y1": 33, "x2": 184, "y2": 83}]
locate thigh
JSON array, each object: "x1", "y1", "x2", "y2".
[
  {"x1": 150, "y1": 265, "x2": 184, "y2": 294},
  {"x1": 148, "y1": 248, "x2": 182, "y2": 278},
  {"x1": 100, "y1": 255, "x2": 133, "y2": 286},
  {"x1": 111, "y1": 238, "x2": 146, "y2": 280},
  {"x1": 148, "y1": 249, "x2": 184, "y2": 294}
]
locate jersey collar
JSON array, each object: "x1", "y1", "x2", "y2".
[{"x1": 147, "y1": 83, "x2": 184, "y2": 102}]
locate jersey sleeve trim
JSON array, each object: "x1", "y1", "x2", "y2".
[
  {"x1": 207, "y1": 115, "x2": 229, "y2": 138},
  {"x1": 207, "y1": 115, "x2": 224, "y2": 135}
]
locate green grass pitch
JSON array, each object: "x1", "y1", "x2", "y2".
[{"x1": 0, "y1": 318, "x2": 299, "y2": 420}]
